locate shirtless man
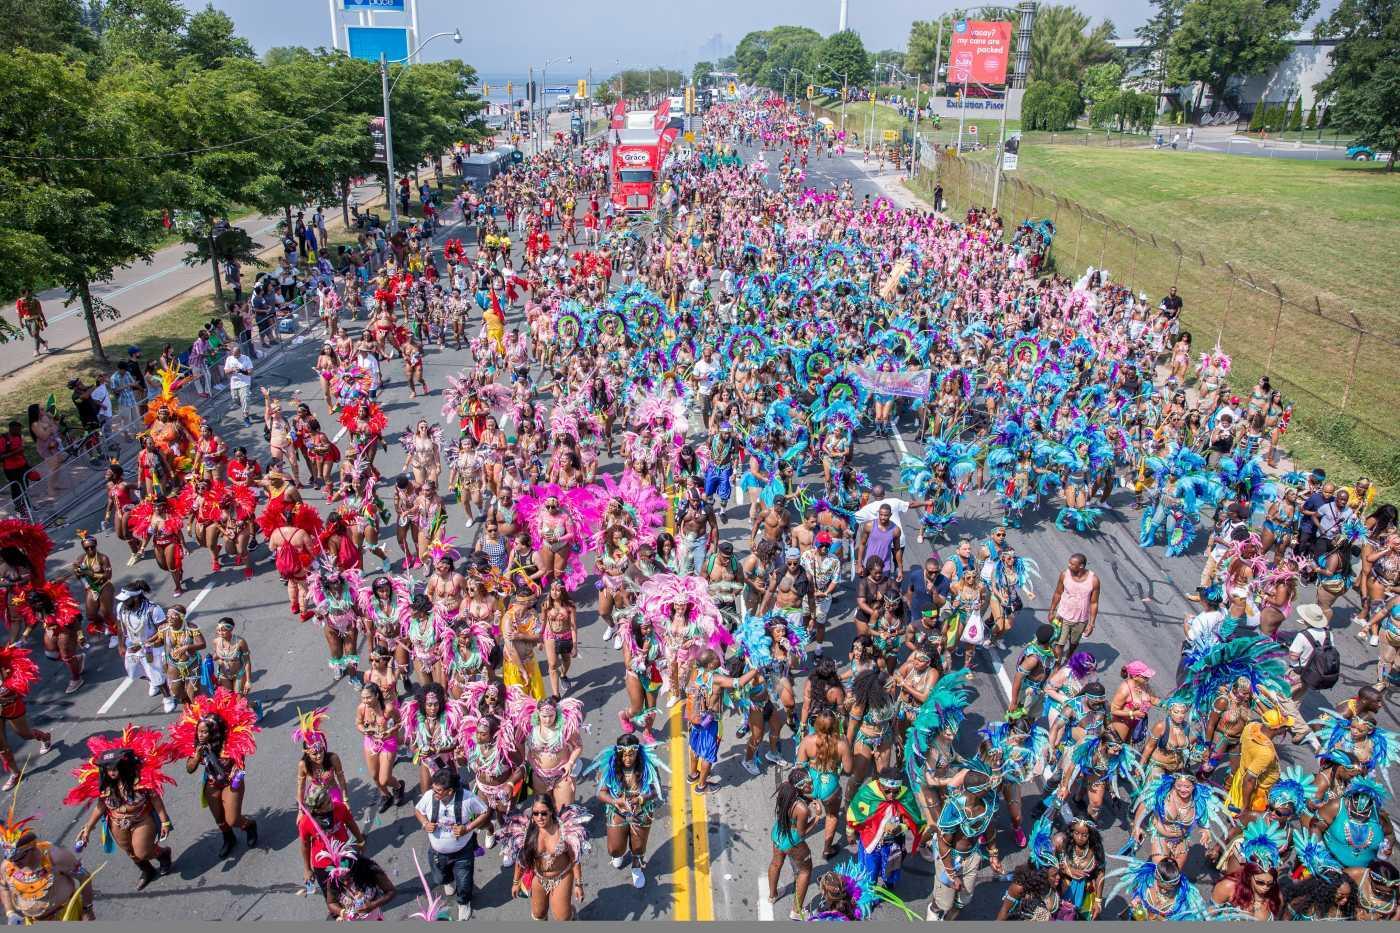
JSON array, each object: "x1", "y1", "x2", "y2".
[
  {"x1": 763, "y1": 548, "x2": 818, "y2": 635},
  {"x1": 677, "y1": 490, "x2": 719, "y2": 577},
  {"x1": 0, "y1": 828, "x2": 94, "y2": 921},
  {"x1": 790, "y1": 511, "x2": 819, "y2": 554},
  {"x1": 752, "y1": 495, "x2": 791, "y2": 558},
  {"x1": 424, "y1": 556, "x2": 468, "y2": 619}
]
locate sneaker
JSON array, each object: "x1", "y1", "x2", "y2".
[
  {"x1": 38, "y1": 738, "x2": 51, "y2": 755},
  {"x1": 1371, "y1": 634, "x2": 1380, "y2": 647},
  {"x1": 764, "y1": 750, "x2": 786, "y2": 765},
  {"x1": 742, "y1": 758, "x2": 762, "y2": 776},
  {"x1": 602, "y1": 625, "x2": 615, "y2": 642},
  {"x1": 501, "y1": 853, "x2": 514, "y2": 868},
  {"x1": 161, "y1": 696, "x2": 177, "y2": 714},
  {"x1": 611, "y1": 854, "x2": 628, "y2": 869},
  {"x1": 65, "y1": 678, "x2": 84, "y2": 694},
  {"x1": 612, "y1": 633, "x2": 622, "y2": 650},
  {"x1": 483, "y1": 833, "x2": 495, "y2": 850},
  {"x1": 1356, "y1": 629, "x2": 1369, "y2": 642},
  {"x1": 631, "y1": 866, "x2": 646, "y2": 889},
  {"x1": 108, "y1": 635, "x2": 120, "y2": 649},
  {"x1": 147, "y1": 682, "x2": 160, "y2": 697},
  {"x1": 457, "y1": 905, "x2": 473, "y2": 921}
]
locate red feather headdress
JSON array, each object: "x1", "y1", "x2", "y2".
[
  {"x1": 64, "y1": 725, "x2": 174, "y2": 805},
  {"x1": 168, "y1": 688, "x2": 260, "y2": 770}
]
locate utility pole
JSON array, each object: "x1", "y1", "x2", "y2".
[
  {"x1": 379, "y1": 52, "x2": 399, "y2": 235},
  {"x1": 911, "y1": 71, "x2": 922, "y2": 177},
  {"x1": 528, "y1": 64, "x2": 536, "y2": 154}
]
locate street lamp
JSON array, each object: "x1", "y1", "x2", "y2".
[
  {"x1": 879, "y1": 61, "x2": 925, "y2": 176},
  {"x1": 380, "y1": 28, "x2": 462, "y2": 235},
  {"x1": 535, "y1": 55, "x2": 573, "y2": 154},
  {"x1": 814, "y1": 65, "x2": 850, "y2": 135}
]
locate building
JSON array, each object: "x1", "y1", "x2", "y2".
[{"x1": 1111, "y1": 34, "x2": 1337, "y2": 119}]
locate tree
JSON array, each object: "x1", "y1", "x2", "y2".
[
  {"x1": 180, "y1": 219, "x2": 263, "y2": 310},
  {"x1": 692, "y1": 60, "x2": 715, "y2": 85},
  {"x1": 1090, "y1": 88, "x2": 1156, "y2": 131},
  {"x1": 1030, "y1": 4, "x2": 1117, "y2": 85},
  {"x1": 1305, "y1": 101, "x2": 1317, "y2": 129},
  {"x1": 181, "y1": 4, "x2": 253, "y2": 69},
  {"x1": 1167, "y1": 0, "x2": 1314, "y2": 108},
  {"x1": 1082, "y1": 61, "x2": 1124, "y2": 108},
  {"x1": 0, "y1": 0, "x2": 100, "y2": 57},
  {"x1": 0, "y1": 50, "x2": 178, "y2": 361},
  {"x1": 815, "y1": 29, "x2": 871, "y2": 87},
  {"x1": 874, "y1": 48, "x2": 906, "y2": 71},
  {"x1": 593, "y1": 83, "x2": 617, "y2": 106},
  {"x1": 1314, "y1": 0, "x2": 1400, "y2": 164},
  {"x1": 732, "y1": 26, "x2": 822, "y2": 87},
  {"x1": 1132, "y1": 0, "x2": 1185, "y2": 96},
  {"x1": 1021, "y1": 78, "x2": 1083, "y2": 130},
  {"x1": 97, "y1": 0, "x2": 189, "y2": 69},
  {"x1": 1287, "y1": 97, "x2": 1303, "y2": 129}
]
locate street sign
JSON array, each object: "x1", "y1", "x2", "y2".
[
  {"x1": 968, "y1": 124, "x2": 978, "y2": 136},
  {"x1": 343, "y1": 0, "x2": 404, "y2": 9},
  {"x1": 882, "y1": 129, "x2": 898, "y2": 141},
  {"x1": 1002, "y1": 152, "x2": 1019, "y2": 170},
  {"x1": 577, "y1": 79, "x2": 588, "y2": 97},
  {"x1": 544, "y1": 86, "x2": 570, "y2": 95},
  {"x1": 684, "y1": 131, "x2": 695, "y2": 143},
  {"x1": 806, "y1": 84, "x2": 814, "y2": 100}
]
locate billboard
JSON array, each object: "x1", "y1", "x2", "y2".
[
  {"x1": 369, "y1": 116, "x2": 387, "y2": 161},
  {"x1": 929, "y1": 87, "x2": 1023, "y2": 120},
  {"x1": 347, "y1": 25, "x2": 409, "y2": 63},
  {"x1": 947, "y1": 19, "x2": 1013, "y2": 85},
  {"x1": 343, "y1": 0, "x2": 405, "y2": 9}
]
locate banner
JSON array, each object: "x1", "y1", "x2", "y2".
[
  {"x1": 610, "y1": 99, "x2": 626, "y2": 129},
  {"x1": 852, "y1": 365, "x2": 931, "y2": 400},
  {"x1": 369, "y1": 116, "x2": 387, "y2": 161},
  {"x1": 343, "y1": 0, "x2": 405, "y2": 8},
  {"x1": 948, "y1": 20, "x2": 1013, "y2": 85}
]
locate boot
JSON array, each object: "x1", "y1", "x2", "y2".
[
  {"x1": 217, "y1": 828, "x2": 237, "y2": 859},
  {"x1": 157, "y1": 849, "x2": 173, "y2": 875},
  {"x1": 244, "y1": 819, "x2": 258, "y2": 848},
  {"x1": 135, "y1": 859, "x2": 159, "y2": 891}
]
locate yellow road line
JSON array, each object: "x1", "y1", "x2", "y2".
[
  {"x1": 689, "y1": 777, "x2": 715, "y2": 920},
  {"x1": 668, "y1": 700, "x2": 692, "y2": 920}
]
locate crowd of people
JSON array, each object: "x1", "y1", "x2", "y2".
[{"x1": 0, "y1": 96, "x2": 1395, "y2": 923}]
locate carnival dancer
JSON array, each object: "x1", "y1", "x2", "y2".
[
  {"x1": 503, "y1": 795, "x2": 590, "y2": 921},
  {"x1": 171, "y1": 688, "x2": 260, "y2": 859},
  {"x1": 400, "y1": 682, "x2": 460, "y2": 793},
  {"x1": 306, "y1": 556, "x2": 368, "y2": 685},
  {"x1": 293, "y1": 706, "x2": 350, "y2": 807},
  {"x1": 67, "y1": 727, "x2": 175, "y2": 890},
  {"x1": 586, "y1": 733, "x2": 663, "y2": 891},
  {"x1": 525, "y1": 695, "x2": 584, "y2": 807},
  {"x1": 0, "y1": 815, "x2": 95, "y2": 921}
]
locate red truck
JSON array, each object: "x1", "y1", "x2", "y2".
[{"x1": 609, "y1": 107, "x2": 679, "y2": 213}]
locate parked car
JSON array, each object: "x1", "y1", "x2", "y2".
[{"x1": 1347, "y1": 144, "x2": 1375, "y2": 161}]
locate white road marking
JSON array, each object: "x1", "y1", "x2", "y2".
[
  {"x1": 95, "y1": 677, "x2": 134, "y2": 715},
  {"x1": 332, "y1": 425, "x2": 347, "y2": 442},
  {"x1": 756, "y1": 875, "x2": 774, "y2": 921},
  {"x1": 94, "y1": 581, "x2": 214, "y2": 716}
]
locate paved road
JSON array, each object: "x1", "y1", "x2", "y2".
[{"x1": 14, "y1": 139, "x2": 1394, "y2": 922}]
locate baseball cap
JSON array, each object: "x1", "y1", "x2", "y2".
[
  {"x1": 784, "y1": 547, "x2": 801, "y2": 561},
  {"x1": 1124, "y1": 660, "x2": 1155, "y2": 679}
]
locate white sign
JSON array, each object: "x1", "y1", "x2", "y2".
[
  {"x1": 1002, "y1": 151, "x2": 1019, "y2": 171},
  {"x1": 928, "y1": 88, "x2": 1024, "y2": 121},
  {"x1": 619, "y1": 149, "x2": 650, "y2": 166}
]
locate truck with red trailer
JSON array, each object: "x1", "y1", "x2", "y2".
[{"x1": 609, "y1": 104, "x2": 679, "y2": 213}]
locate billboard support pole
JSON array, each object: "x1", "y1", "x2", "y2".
[
  {"x1": 992, "y1": 87, "x2": 1008, "y2": 209},
  {"x1": 409, "y1": 0, "x2": 421, "y2": 63},
  {"x1": 380, "y1": 52, "x2": 400, "y2": 235},
  {"x1": 326, "y1": 0, "x2": 338, "y2": 51}
]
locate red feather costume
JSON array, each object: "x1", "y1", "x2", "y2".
[
  {"x1": 0, "y1": 518, "x2": 54, "y2": 633},
  {"x1": 0, "y1": 644, "x2": 40, "y2": 720},
  {"x1": 64, "y1": 725, "x2": 175, "y2": 805},
  {"x1": 336, "y1": 402, "x2": 388, "y2": 440},
  {"x1": 168, "y1": 688, "x2": 260, "y2": 772}
]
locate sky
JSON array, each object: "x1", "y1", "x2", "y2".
[{"x1": 203, "y1": 0, "x2": 1156, "y2": 76}]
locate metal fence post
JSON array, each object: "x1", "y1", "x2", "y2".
[
  {"x1": 1264, "y1": 285, "x2": 1285, "y2": 374},
  {"x1": 1173, "y1": 244, "x2": 1183, "y2": 289},
  {"x1": 1339, "y1": 329, "x2": 1363, "y2": 414},
  {"x1": 1127, "y1": 228, "x2": 1140, "y2": 293},
  {"x1": 1072, "y1": 206, "x2": 1084, "y2": 271}
]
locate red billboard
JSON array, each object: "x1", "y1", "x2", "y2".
[{"x1": 947, "y1": 20, "x2": 1013, "y2": 85}]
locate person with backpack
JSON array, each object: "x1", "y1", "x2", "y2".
[
  {"x1": 413, "y1": 768, "x2": 489, "y2": 920},
  {"x1": 1291, "y1": 603, "x2": 1341, "y2": 696}
]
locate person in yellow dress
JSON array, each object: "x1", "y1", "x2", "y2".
[
  {"x1": 1227, "y1": 708, "x2": 1290, "y2": 814},
  {"x1": 483, "y1": 289, "x2": 506, "y2": 356}
]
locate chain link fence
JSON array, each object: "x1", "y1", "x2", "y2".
[{"x1": 912, "y1": 149, "x2": 1400, "y2": 483}]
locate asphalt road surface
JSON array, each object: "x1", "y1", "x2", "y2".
[{"x1": 14, "y1": 138, "x2": 1394, "y2": 922}]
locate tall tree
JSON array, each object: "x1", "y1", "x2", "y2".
[
  {"x1": 1029, "y1": 4, "x2": 1117, "y2": 85},
  {"x1": 0, "y1": 0, "x2": 99, "y2": 56},
  {"x1": 814, "y1": 29, "x2": 871, "y2": 87},
  {"x1": 97, "y1": 0, "x2": 188, "y2": 69},
  {"x1": 181, "y1": 3, "x2": 253, "y2": 68},
  {"x1": 692, "y1": 60, "x2": 715, "y2": 85},
  {"x1": 755, "y1": 27, "x2": 823, "y2": 90},
  {"x1": 1167, "y1": 0, "x2": 1315, "y2": 106},
  {"x1": 1315, "y1": 0, "x2": 1400, "y2": 167},
  {"x1": 1132, "y1": 0, "x2": 1185, "y2": 96},
  {"x1": 0, "y1": 50, "x2": 178, "y2": 361}
]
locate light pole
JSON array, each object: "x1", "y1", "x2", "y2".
[
  {"x1": 380, "y1": 28, "x2": 463, "y2": 235},
  {"x1": 535, "y1": 55, "x2": 573, "y2": 154},
  {"x1": 881, "y1": 61, "x2": 921, "y2": 175}
]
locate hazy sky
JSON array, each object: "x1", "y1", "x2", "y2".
[{"x1": 203, "y1": 0, "x2": 1155, "y2": 74}]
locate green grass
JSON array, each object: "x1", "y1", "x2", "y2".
[
  {"x1": 1008, "y1": 146, "x2": 1400, "y2": 324},
  {"x1": 908, "y1": 144, "x2": 1400, "y2": 484}
]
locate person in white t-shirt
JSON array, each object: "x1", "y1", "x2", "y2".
[
  {"x1": 413, "y1": 769, "x2": 489, "y2": 920},
  {"x1": 223, "y1": 347, "x2": 254, "y2": 425}
]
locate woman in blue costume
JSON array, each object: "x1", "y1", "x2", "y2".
[
  {"x1": 767, "y1": 768, "x2": 816, "y2": 920},
  {"x1": 585, "y1": 733, "x2": 663, "y2": 890}
]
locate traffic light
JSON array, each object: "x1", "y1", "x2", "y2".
[
  {"x1": 483, "y1": 83, "x2": 491, "y2": 96},
  {"x1": 527, "y1": 80, "x2": 537, "y2": 103},
  {"x1": 806, "y1": 84, "x2": 815, "y2": 100},
  {"x1": 727, "y1": 81, "x2": 737, "y2": 95},
  {"x1": 577, "y1": 79, "x2": 588, "y2": 97}
]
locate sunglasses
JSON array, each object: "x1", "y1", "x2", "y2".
[{"x1": 530, "y1": 810, "x2": 551, "y2": 818}]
